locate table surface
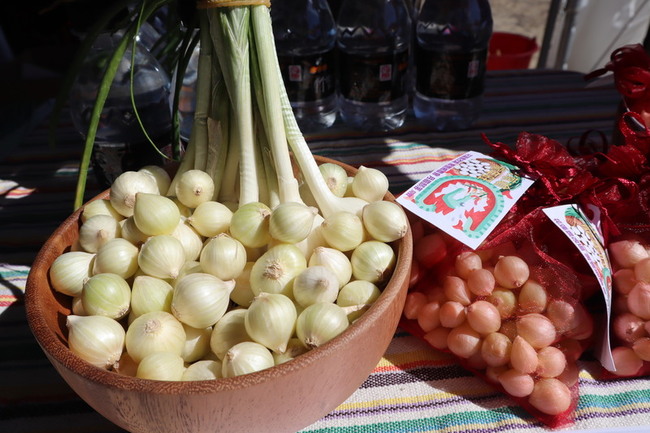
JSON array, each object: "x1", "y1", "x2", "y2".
[{"x1": 3, "y1": 69, "x2": 650, "y2": 433}]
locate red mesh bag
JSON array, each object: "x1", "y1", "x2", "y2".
[
  {"x1": 400, "y1": 132, "x2": 603, "y2": 429},
  {"x1": 585, "y1": 111, "x2": 650, "y2": 379},
  {"x1": 584, "y1": 43, "x2": 650, "y2": 378}
]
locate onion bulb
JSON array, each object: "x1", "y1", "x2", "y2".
[
  {"x1": 609, "y1": 239, "x2": 649, "y2": 269},
  {"x1": 50, "y1": 251, "x2": 95, "y2": 297},
  {"x1": 109, "y1": 171, "x2": 159, "y2": 217},
  {"x1": 93, "y1": 238, "x2": 139, "y2": 278},
  {"x1": 81, "y1": 199, "x2": 123, "y2": 223},
  {"x1": 138, "y1": 235, "x2": 186, "y2": 279},
  {"x1": 79, "y1": 214, "x2": 121, "y2": 253},
  {"x1": 171, "y1": 273, "x2": 235, "y2": 328},
  {"x1": 188, "y1": 200, "x2": 232, "y2": 237},
  {"x1": 321, "y1": 211, "x2": 364, "y2": 252},
  {"x1": 361, "y1": 201, "x2": 408, "y2": 242},
  {"x1": 296, "y1": 302, "x2": 349, "y2": 349},
  {"x1": 480, "y1": 332, "x2": 512, "y2": 367},
  {"x1": 175, "y1": 169, "x2": 215, "y2": 208},
  {"x1": 351, "y1": 241, "x2": 396, "y2": 285},
  {"x1": 447, "y1": 323, "x2": 481, "y2": 359},
  {"x1": 319, "y1": 162, "x2": 348, "y2": 197},
  {"x1": 67, "y1": 315, "x2": 125, "y2": 369},
  {"x1": 273, "y1": 338, "x2": 309, "y2": 365},
  {"x1": 535, "y1": 346, "x2": 567, "y2": 378},
  {"x1": 611, "y1": 346, "x2": 644, "y2": 376},
  {"x1": 133, "y1": 193, "x2": 180, "y2": 236},
  {"x1": 125, "y1": 311, "x2": 186, "y2": 363},
  {"x1": 181, "y1": 324, "x2": 212, "y2": 363},
  {"x1": 269, "y1": 202, "x2": 318, "y2": 244},
  {"x1": 351, "y1": 166, "x2": 389, "y2": 202},
  {"x1": 210, "y1": 309, "x2": 251, "y2": 360},
  {"x1": 510, "y1": 335, "x2": 538, "y2": 374},
  {"x1": 455, "y1": 252, "x2": 483, "y2": 279},
  {"x1": 498, "y1": 369, "x2": 534, "y2": 398},
  {"x1": 119, "y1": 216, "x2": 149, "y2": 245},
  {"x1": 336, "y1": 280, "x2": 381, "y2": 321},
  {"x1": 308, "y1": 246, "x2": 352, "y2": 288},
  {"x1": 81, "y1": 273, "x2": 131, "y2": 320},
  {"x1": 245, "y1": 293, "x2": 297, "y2": 353},
  {"x1": 249, "y1": 244, "x2": 307, "y2": 297},
  {"x1": 136, "y1": 351, "x2": 185, "y2": 381},
  {"x1": 466, "y1": 300, "x2": 501, "y2": 335},
  {"x1": 229, "y1": 202, "x2": 272, "y2": 248},
  {"x1": 130, "y1": 275, "x2": 174, "y2": 318},
  {"x1": 138, "y1": 165, "x2": 171, "y2": 195},
  {"x1": 170, "y1": 219, "x2": 204, "y2": 262},
  {"x1": 222, "y1": 341, "x2": 274, "y2": 377},
  {"x1": 516, "y1": 313, "x2": 557, "y2": 349},
  {"x1": 493, "y1": 255, "x2": 529, "y2": 289},
  {"x1": 200, "y1": 233, "x2": 247, "y2": 281},
  {"x1": 627, "y1": 282, "x2": 650, "y2": 320},
  {"x1": 528, "y1": 378, "x2": 572, "y2": 415},
  {"x1": 182, "y1": 360, "x2": 222, "y2": 381},
  {"x1": 293, "y1": 266, "x2": 339, "y2": 307},
  {"x1": 231, "y1": 262, "x2": 256, "y2": 307}
]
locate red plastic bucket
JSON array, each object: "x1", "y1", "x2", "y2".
[{"x1": 487, "y1": 31, "x2": 539, "y2": 70}]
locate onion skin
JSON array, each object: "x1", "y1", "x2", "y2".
[{"x1": 528, "y1": 378, "x2": 572, "y2": 415}]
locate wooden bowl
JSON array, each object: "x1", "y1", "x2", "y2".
[{"x1": 25, "y1": 157, "x2": 412, "y2": 433}]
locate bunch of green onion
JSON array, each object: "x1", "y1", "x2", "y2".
[{"x1": 49, "y1": 0, "x2": 410, "y2": 381}]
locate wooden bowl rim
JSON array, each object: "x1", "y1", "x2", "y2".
[{"x1": 25, "y1": 156, "x2": 412, "y2": 396}]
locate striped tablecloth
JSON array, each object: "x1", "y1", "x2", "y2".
[{"x1": 3, "y1": 69, "x2": 650, "y2": 433}]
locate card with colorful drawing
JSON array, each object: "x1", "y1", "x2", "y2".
[
  {"x1": 397, "y1": 151, "x2": 535, "y2": 250},
  {"x1": 543, "y1": 204, "x2": 615, "y2": 371}
]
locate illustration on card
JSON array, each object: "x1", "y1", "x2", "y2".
[
  {"x1": 407, "y1": 157, "x2": 521, "y2": 239},
  {"x1": 397, "y1": 151, "x2": 534, "y2": 250},
  {"x1": 563, "y1": 205, "x2": 612, "y2": 296},
  {"x1": 542, "y1": 203, "x2": 614, "y2": 370}
]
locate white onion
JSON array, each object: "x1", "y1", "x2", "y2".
[
  {"x1": 171, "y1": 273, "x2": 235, "y2": 328},
  {"x1": 109, "y1": 171, "x2": 159, "y2": 217},
  {"x1": 50, "y1": 251, "x2": 95, "y2": 297}
]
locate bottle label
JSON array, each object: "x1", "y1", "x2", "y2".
[
  {"x1": 416, "y1": 46, "x2": 487, "y2": 99},
  {"x1": 278, "y1": 51, "x2": 336, "y2": 103},
  {"x1": 339, "y1": 50, "x2": 409, "y2": 103}
]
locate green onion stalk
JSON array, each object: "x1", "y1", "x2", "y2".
[
  {"x1": 166, "y1": 0, "x2": 369, "y2": 218},
  {"x1": 65, "y1": 0, "x2": 368, "y2": 216}
]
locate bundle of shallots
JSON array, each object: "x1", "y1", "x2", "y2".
[
  {"x1": 587, "y1": 111, "x2": 650, "y2": 378},
  {"x1": 583, "y1": 44, "x2": 650, "y2": 378},
  {"x1": 400, "y1": 132, "x2": 603, "y2": 428}
]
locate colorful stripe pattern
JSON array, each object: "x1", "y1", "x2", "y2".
[{"x1": 3, "y1": 69, "x2": 650, "y2": 433}]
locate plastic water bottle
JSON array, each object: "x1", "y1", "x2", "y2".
[
  {"x1": 69, "y1": 33, "x2": 172, "y2": 188},
  {"x1": 413, "y1": 0, "x2": 493, "y2": 131},
  {"x1": 336, "y1": 0, "x2": 412, "y2": 131},
  {"x1": 271, "y1": 0, "x2": 337, "y2": 132}
]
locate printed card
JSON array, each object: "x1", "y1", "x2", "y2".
[
  {"x1": 397, "y1": 151, "x2": 535, "y2": 249},
  {"x1": 543, "y1": 204, "x2": 615, "y2": 371}
]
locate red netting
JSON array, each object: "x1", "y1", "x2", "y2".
[{"x1": 400, "y1": 132, "x2": 606, "y2": 428}]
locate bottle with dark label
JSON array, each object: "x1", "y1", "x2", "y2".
[
  {"x1": 336, "y1": 0, "x2": 412, "y2": 131},
  {"x1": 413, "y1": 0, "x2": 493, "y2": 131},
  {"x1": 272, "y1": 0, "x2": 338, "y2": 132}
]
